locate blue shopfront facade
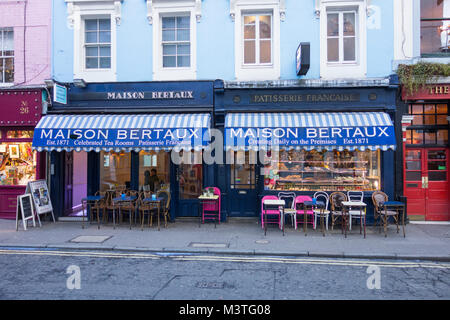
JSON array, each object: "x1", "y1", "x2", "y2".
[
  {"x1": 214, "y1": 78, "x2": 404, "y2": 223},
  {"x1": 36, "y1": 81, "x2": 215, "y2": 220}
]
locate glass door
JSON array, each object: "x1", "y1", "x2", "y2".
[
  {"x1": 228, "y1": 150, "x2": 259, "y2": 217},
  {"x1": 404, "y1": 148, "x2": 449, "y2": 220}
]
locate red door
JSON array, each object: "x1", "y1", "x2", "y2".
[{"x1": 404, "y1": 148, "x2": 449, "y2": 221}]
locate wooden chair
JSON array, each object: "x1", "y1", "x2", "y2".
[
  {"x1": 330, "y1": 192, "x2": 348, "y2": 231},
  {"x1": 102, "y1": 190, "x2": 117, "y2": 224},
  {"x1": 137, "y1": 192, "x2": 157, "y2": 230},
  {"x1": 372, "y1": 191, "x2": 402, "y2": 235},
  {"x1": 119, "y1": 190, "x2": 138, "y2": 229},
  {"x1": 156, "y1": 190, "x2": 171, "y2": 228},
  {"x1": 90, "y1": 191, "x2": 106, "y2": 228}
]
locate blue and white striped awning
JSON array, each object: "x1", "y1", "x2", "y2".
[
  {"x1": 32, "y1": 113, "x2": 211, "y2": 152},
  {"x1": 225, "y1": 112, "x2": 396, "y2": 151}
]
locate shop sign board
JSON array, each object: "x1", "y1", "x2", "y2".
[
  {"x1": 0, "y1": 90, "x2": 42, "y2": 126},
  {"x1": 54, "y1": 83, "x2": 67, "y2": 104},
  {"x1": 15, "y1": 194, "x2": 36, "y2": 231},
  {"x1": 26, "y1": 180, "x2": 55, "y2": 223},
  {"x1": 225, "y1": 126, "x2": 396, "y2": 149},
  {"x1": 402, "y1": 84, "x2": 450, "y2": 100},
  {"x1": 33, "y1": 128, "x2": 211, "y2": 150}
]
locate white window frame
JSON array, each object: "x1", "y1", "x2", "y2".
[
  {"x1": 67, "y1": 0, "x2": 119, "y2": 82},
  {"x1": 0, "y1": 28, "x2": 14, "y2": 86},
  {"x1": 83, "y1": 18, "x2": 112, "y2": 70},
  {"x1": 320, "y1": 0, "x2": 366, "y2": 79},
  {"x1": 242, "y1": 13, "x2": 273, "y2": 66},
  {"x1": 233, "y1": 1, "x2": 281, "y2": 81},
  {"x1": 151, "y1": 1, "x2": 197, "y2": 81}
]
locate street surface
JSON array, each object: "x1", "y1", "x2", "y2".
[{"x1": 0, "y1": 248, "x2": 449, "y2": 301}]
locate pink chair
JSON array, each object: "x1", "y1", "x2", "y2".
[
  {"x1": 261, "y1": 195, "x2": 282, "y2": 230},
  {"x1": 294, "y1": 195, "x2": 315, "y2": 230},
  {"x1": 202, "y1": 187, "x2": 221, "y2": 224}
]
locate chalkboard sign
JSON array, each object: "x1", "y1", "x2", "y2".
[{"x1": 16, "y1": 194, "x2": 36, "y2": 231}]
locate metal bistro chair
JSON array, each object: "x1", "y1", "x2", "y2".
[
  {"x1": 330, "y1": 192, "x2": 348, "y2": 232},
  {"x1": 371, "y1": 190, "x2": 402, "y2": 235},
  {"x1": 138, "y1": 191, "x2": 155, "y2": 230},
  {"x1": 261, "y1": 195, "x2": 282, "y2": 230},
  {"x1": 278, "y1": 192, "x2": 297, "y2": 228},
  {"x1": 347, "y1": 190, "x2": 365, "y2": 231},
  {"x1": 313, "y1": 191, "x2": 330, "y2": 231},
  {"x1": 102, "y1": 190, "x2": 117, "y2": 224},
  {"x1": 201, "y1": 187, "x2": 221, "y2": 225},
  {"x1": 90, "y1": 191, "x2": 106, "y2": 227},
  {"x1": 294, "y1": 195, "x2": 315, "y2": 230}
]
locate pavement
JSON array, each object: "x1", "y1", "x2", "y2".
[{"x1": 1, "y1": 216, "x2": 450, "y2": 262}]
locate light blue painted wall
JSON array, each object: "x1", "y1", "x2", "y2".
[
  {"x1": 52, "y1": 0, "x2": 73, "y2": 82},
  {"x1": 52, "y1": 0, "x2": 396, "y2": 83}
]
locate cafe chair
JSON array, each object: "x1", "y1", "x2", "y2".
[
  {"x1": 330, "y1": 192, "x2": 348, "y2": 231},
  {"x1": 277, "y1": 192, "x2": 297, "y2": 228},
  {"x1": 294, "y1": 195, "x2": 315, "y2": 230},
  {"x1": 371, "y1": 191, "x2": 401, "y2": 235},
  {"x1": 90, "y1": 191, "x2": 106, "y2": 227},
  {"x1": 347, "y1": 190, "x2": 365, "y2": 231},
  {"x1": 118, "y1": 190, "x2": 138, "y2": 229},
  {"x1": 261, "y1": 195, "x2": 282, "y2": 230},
  {"x1": 156, "y1": 189, "x2": 171, "y2": 228},
  {"x1": 313, "y1": 191, "x2": 330, "y2": 230},
  {"x1": 103, "y1": 190, "x2": 117, "y2": 224},
  {"x1": 202, "y1": 187, "x2": 221, "y2": 224},
  {"x1": 137, "y1": 193, "x2": 156, "y2": 231}
]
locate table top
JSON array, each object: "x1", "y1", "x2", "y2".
[
  {"x1": 342, "y1": 201, "x2": 367, "y2": 206},
  {"x1": 113, "y1": 196, "x2": 137, "y2": 202},
  {"x1": 381, "y1": 201, "x2": 405, "y2": 207},
  {"x1": 198, "y1": 195, "x2": 219, "y2": 200},
  {"x1": 303, "y1": 200, "x2": 325, "y2": 207},
  {"x1": 82, "y1": 195, "x2": 104, "y2": 201},
  {"x1": 143, "y1": 197, "x2": 164, "y2": 202},
  {"x1": 263, "y1": 199, "x2": 286, "y2": 206}
]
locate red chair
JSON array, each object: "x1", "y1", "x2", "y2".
[
  {"x1": 261, "y1": 195, "x2": 282, "y2": 230},
  {"x1": 294, "y1": 195, "x2": 315, "y2": 230},
  {"x1": 202, "y1": 187, "x2": 221, "y2": 224}
]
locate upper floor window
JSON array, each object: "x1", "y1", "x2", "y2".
[
  {"x1": 162, "y1": 16, "x2": 191, "y2": 68},
  {"x1": 319, "y1": 1, "x2": 366, "y2": 79},
  {"x1": 243, "y1": 14, "x2": 272, "y2": 65},
  {"x1": 326, "y1": 10, "x2": 357, "y2": 63},
  {"x1": 420, "y1": 0, "x2": 450, "y2": 56},
  {"x1": 0, "y1": 28, "x2": 14, "y2": 84},
  {"x1": 84, "y1": 19, "x2": 111, "y2": 69},
  {"x1": 406, "y1": 103, "x2": 449, "y2": 146}
]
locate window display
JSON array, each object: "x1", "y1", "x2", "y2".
[
  {"x1": 138, "y1": 151, "x2": 170, "y2": 191},
  {"x1": 264, "y1": 149, "x2": 381, "y2": 191},
  {"x1": 100, "y1": 151, "x2": 131, "y2": 191},
  {"x1": 0, "y1": 142, "x2": 36, "y2": 185}
]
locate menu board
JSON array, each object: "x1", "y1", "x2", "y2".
[
  {"x1": 16, "y1": 194, "x2": 36, "y2": 231},
  {"x1": 26, "y1": 180, "x2": 56, "y2": 223}
]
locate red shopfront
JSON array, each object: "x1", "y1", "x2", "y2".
[
  {"x1": 402, "y1": 85, "x2": 449, "y2": 221},
  {"x1": 0, "y1": 89, "x2": 44, "y2": 219}
]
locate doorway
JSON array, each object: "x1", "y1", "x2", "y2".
[
  {"x1": 404, "y1": 148, "x2": 449, "y2": 221},
  {"x1": 63, "y1": 151, "x2": 87, "y2": 217},
  {"x1": 227, "y1": 151, "x2": 259, "y2": 217}
]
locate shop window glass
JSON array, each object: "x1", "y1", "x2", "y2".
[
  {"x1": 230, "y1": 150, "x2": 256, "y2": 189},
  {"x1": 99, "y1": 151, "x2": 131, "y2": 191},
  {"x1": 138, "y1": 151, "x2": 170, "y2": 192},
  {"x1": 263, "y1": 149, "x2": 380, "y2": 192},
  {"x1": 411, "y1": 130, "x2": 424, "y2": 144},
  {"x1": 0, "y1": 142, "x2": 36, "y2": 185},
  {"x1": 406, "y1": 150, "x2": 421, "y2": 160},
  {"x1": 436, "y1": 130, "x2": 448, "y2": 144},
  {"x1": 405, "y1": 171, "x2": 422, "y2": 181},
  {"x1": 425, "y1": 131, "x2": 436, "y2": 144},
  {"x1": 178, "y1": 151, "x2": 202, "y2": 199},
  {"x1": 6, "y1": 130, "x2": 33, "y2": 139},
  {"x1": 429, "y1": 171, "x2": 447, "y2": 181},
  {"x1": 420, "y1": 0, "x2": 450, "y2": 56}
]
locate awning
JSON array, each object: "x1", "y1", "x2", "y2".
[
  {"x1": 225, "y1": 112, "x2": 396, "y2": 151},
  {"x1": 32, "y1": 113, "x2": 210, "y2": 152}
]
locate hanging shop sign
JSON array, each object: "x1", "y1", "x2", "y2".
[
  {"x1": 0, "y1": 90, "x2": 42, "y2": 126},
  {"x1": 296, "y1": 42, "x2": 310, "y2": 76}
]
